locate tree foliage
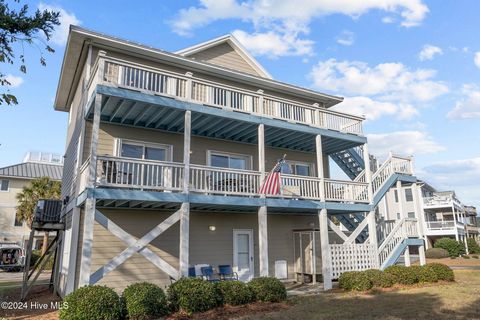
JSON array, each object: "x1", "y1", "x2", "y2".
[
  {"x1": 0, "y1": 0, "x2": 60, "y2": 105},
  {"x1": 16, "y1": 176, "x2": 61, "y2": 226}
]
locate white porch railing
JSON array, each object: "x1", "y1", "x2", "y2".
[
  {"x1": 377, "y1": 219, "x2": 397, "y2": 245},
  {"x1": 330, "y1": 243, "x2": 377, "y2": 279},
  {"x1": 98, "y1": 58, "x2": 364, "y2": 135},
  {"x1": 371, "y1": 155, "x2": 412, "y2": 194},
  {"x1": 189, "y1": 165, "x2": 261, "y2": 196},
  {"x1": 378, "y1": 218, "x2": 418, "y2": 268},
  {"x1": 425, "y1": 221, "x2": 463, "y2": 230},
  {"x1": 96, "y1": 156, "x2": 185, "y2": 191},
  {"x1": 324, "y1": 179, "x2": 369, "y2": 203},
  {"x1": 87, "y1": 156, "x2": 369, "y2": 203}
]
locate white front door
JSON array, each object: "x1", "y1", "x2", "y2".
[{"x1": 233, "y1": 229, "x2": 254, "y2": 282}]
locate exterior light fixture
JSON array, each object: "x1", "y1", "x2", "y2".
[{"x1": 209, "y1": 225, "x2": 216, "y2": 231}]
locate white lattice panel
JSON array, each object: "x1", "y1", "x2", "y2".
[{"x1": 330, "y1": 244, "x2": 378, "y2": 279}]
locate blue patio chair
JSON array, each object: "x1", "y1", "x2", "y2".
[
  {"x1": 201, "y1": 265, "x2": 220, "y2": 282},
  {"x1": 188, "y1": 266, "x2": 197, "y2": 278},
  {"x1": 218, "y1": 265, "x2": 238, "y2": 281}
]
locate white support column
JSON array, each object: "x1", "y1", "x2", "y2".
[
  {"x1": 179, "y1": 110, "x2": 191, "y2": 277},
  {"x1": 363, "y1": 143, "x2": 374, "y2": 203},
  {"x1": 363, "y1": 143, "x2": 379, "y2": 267},
  {"x1": 419, "y1": 244, "x2": 426, "y2": 265},
  {"x1": 319, "y1": 209, "x2": 332, "y2": 289},
  {"x1": 404, "y1": 246, "x2": 411, "y2": 266},
  {"x1": 452, "y1": 204, "x2": 459, "y2": 241},
  {"x1": 396, "y1": 180, "x2": 405, "y2": 219},
  {"x1": 79, "y1": 90, "x2": 102, "y2": 287},
  {"x1": 315, "y1": 135, "x2": 331, "y2": 289},
  {"x1": 66, "y1": 208, "x2": 81, "y2": 294},
  {"x1": 258, "y1": 124, "x2": 269, "y2": 276}
]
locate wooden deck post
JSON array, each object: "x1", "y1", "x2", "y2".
[
  {"x1": 258, "y1": 124, "x2": 269, "y2": 276},
  {"x1": 419, "y1": 244, "x2": 426, "y2": 266},
  {"x1": 319, "y1": 208, "x2": 332, "y2": 289},
  {"x1": 315, "y1": 135, "x2": 331, "y2": 289},
  {"x1": 363, "y1": 143, "x2": 379, "y2": 267},
  {"x1": 404, "y1": 246, "x2": 411, "y2": 266},
  {"x1": 179, "y1": 110, "x2": 191, "y2": 277},
  {"x1": 79, "y1": 88, "x2": 103, "y2": 287}
]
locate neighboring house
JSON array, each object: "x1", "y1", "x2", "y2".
[
  {"x1": 379, "y1": 179, "x2": 479, "y2": 250},
  {"x1": 0, "y1": 152, "x2": 63, "y2": 249},
  {"x1": 54, "y1": 26, "x2": 424, "y2": 296}
]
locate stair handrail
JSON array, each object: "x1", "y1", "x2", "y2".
[
  {"x1": 371, "y1": 155, "x2": 412, "y2": 194},
  {"x1": 378, "y1": 218, "x2": 406, "y2": 266},
  {"x1": 353, "y1": 169, "x2": 366, "y2": 182}
]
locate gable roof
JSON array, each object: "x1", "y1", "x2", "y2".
[
  {"x1": 0, "y1": 162, "x2": 63, "y2": 181},
  {"x1": 176, "y1": 34, "x2": 272, "y2": 79}
]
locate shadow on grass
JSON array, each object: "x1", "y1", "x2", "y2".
[{"x1": 242, "y1": 290, "x2": 480, "y2": 320}]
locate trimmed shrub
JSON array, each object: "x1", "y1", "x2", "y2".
[
  {"x1": 471, "y1": 255, "x2": 479, "y2": 259},
  {"x1": 412, "y1": 265, "x2": 438, "y2": 283},
  {"x1": 215, "y1": 281, "x2": 255, "y2": 305},
  {"x1": 434, "y1": 238, "x2": 465, "y2": 257},
  {"x1": 463, "y1": 255, "x2": 471, "y2": 259},
  {"x1": 338, "y1": 271, "x2": 373, "y2": 291},
  {"x1": 167, "y1": 278, "x2": 218, "y2": 314},
  {"x1": 426, "y1": 263, "x2": 455, "y2": 281},
  {"x1": 363, "y1": 269, "x2": 394, "y2": 288},
  {"x1": 384, "y1": 265, "x2": 418, "y2": 285},
  {"x1": 425, "y1": 248, "x2": 449, "y2": 259},
  {"x1": 467, "y1": 238, "x2": 480, "y2": 254},
  {"x1": 122, "y1": 282, "x2": 167, "y2": 320},
  {"x1": 60, "y1": 285, "x2": 122, "y2": 320},
  {"x1": 248, "y1": 277, "x2": 287, "y2": 302}
]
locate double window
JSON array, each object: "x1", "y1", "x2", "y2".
[
  {"x1": 208, "y1": 151, "x2": 251, "y2": 170},
  {"x1": 120, "y1": 140, "x2": 171, "y2": 161},
  {"x1": 286, "y1": 161, "x2": 313, "y2": 177},
  {"x1": 0, "y1": 179, "x2": 9, "y2": 192}
]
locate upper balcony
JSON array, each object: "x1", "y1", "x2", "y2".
[
  {"x1": 84, "y1": 55, "x2": 364, "y2": 139},
  {"x1": 423, "y1": 193, "x2": 463, "y2": 210},
  {"x1": 77, "y1": 155, "x2": 371, "y2": 211}
]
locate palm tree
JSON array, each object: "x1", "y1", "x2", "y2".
[{"x1": 16, "y1": 177, "x2": 61, "y2": 253}]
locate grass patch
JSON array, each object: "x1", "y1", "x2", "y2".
[{"x1": 242, "y1": 270, "x2": 480, "y2": 320}]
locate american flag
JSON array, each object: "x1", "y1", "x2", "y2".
[{"x1": 259, "y1": 157, "x2": 287, "y2": 195}]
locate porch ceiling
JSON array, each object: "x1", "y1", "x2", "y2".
[{"x1": 89, "y1": 94, "x2": 362, "y2": 154}]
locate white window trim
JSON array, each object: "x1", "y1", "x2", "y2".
[
  {"x1": 285, "y1": 160, "x2": 315, "y2": 177},
  {"x1": 207, "y1": 150, "x2": 253, "y2": 170},
  {"x1": 0, "y1": 179, "x2": 10, "y2": 192},
  {"x1": 116, "y1": 139, "x2": 173, "y2": 162}
]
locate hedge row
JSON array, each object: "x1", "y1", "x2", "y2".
[
  {"x1": 60, "y1": 277, "x2": 287, "y2": 319},
  {"x1": 339, "y1": 263, "x2": 454, "y2": 291}
]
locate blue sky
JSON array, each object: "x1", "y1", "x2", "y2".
[{"x1": 0, "y1": 0, "x2": 478, "y2": 207}]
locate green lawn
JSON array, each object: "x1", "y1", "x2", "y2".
[{"x1": 243, "y1": 270, "x2": 480, "y2": 320}]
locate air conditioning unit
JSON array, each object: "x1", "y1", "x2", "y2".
[{"x1": 34, "y1": 199, "x2": 63, "y2": 223}]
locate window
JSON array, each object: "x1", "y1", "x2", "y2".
[
  {"x1": 119, "y1": 140, "x2": 171, "y2": 161},
  {"x1": 408, "y1": 212, "x2": 415, "y2": 219},
  {"x1": 394, "y1": 190, "x2": 399, "y2": 203},
  {"x1": 0, "y1": 179, "x2": 9, "y2": 191},
  {"x1": 396, "y1": 213, "x2": 401, "y2": 220},
  {"x1": 286, "y1": 161, "x2": 313, "y2": 177},
  {"x1": 208, "y1": 151, "x2": 251, "y2": 170},
  {"x1": 405, "y1": 188, "x2": 413, "y2": 202},
  {"x1": 14, "y1": 216, "x2": 23, "y2": 227}
]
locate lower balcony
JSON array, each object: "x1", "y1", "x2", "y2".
[
  {"x1": 79, "y1": 155, "x2": 370, "y2": 204},
  {"x1": 425, "y1": 220, "x2": 465, "y2": 236}
]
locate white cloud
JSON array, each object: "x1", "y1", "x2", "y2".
[
  {"x1": 310, "y1": 59, "x2": 448, "y2": 101},
  {"x1": 336, "y1": 31, "x2": 354, "y2": 46},
  {"x1": 38, "y1": 3, "x2": 80, "y2": 46},
  {"x1": 382, "y1": 16, "x2": 395, "y2": 24},
  {"x1": 310, "y1": 58, "x2": 448, "y2": 121},
  {"x1": 4, "y1": 74, "x2": 24, "y2": 88},
  {"x1": 171, "y1": 0, "x2": 429, "y2": 56},
  {"x1": 421, "y1": 157, "x2": 480, "y2": 207},
  {"x1": 474, "y1": 52, "x2": 480, "y2": 69},
  {"x1": 367, "y1": 131, "x2": 445, "y2": 159},
  {"x1": 418, "y1": 44, "x2": 443, "y2": 61},
  {"x1": 232, "y1": 30, "x2": 314, "y2": 57},
  {"x1": 448, "y1": 85, "x2": 480, "y2": 119}
]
